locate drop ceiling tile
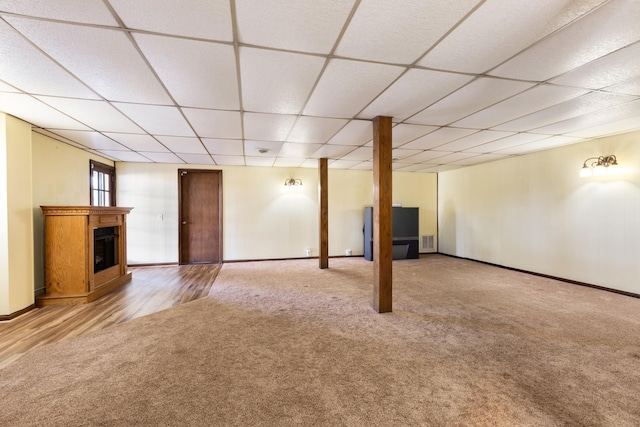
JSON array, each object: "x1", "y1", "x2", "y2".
[
  {"x1": 274, "y1": 158, "x2": 306, "y2": 168},
  {"x1": 235, "y1": 0, "x2": 354, "y2": 53},
  {"x1": 212, "y1": 155, "x2": 245, "y2": 166},
  {"x1": 0, "y1": 0, "x2": 118, "y2": 25},
  {"x1": 103, "y1": 133, "x2": 169, "y2": 152},
  {"x1": 421, "y1": 164, "x2": 460, "y2": 173},
  {"x1": 245, "y1": 156, "x2": 275, "y2": 167},
  {"x1": 419, "y1": 0, "x2": 608, "y2": 73},
  {"x1": 428, "y1": 152, "x2": 481, "y2": 164},
  {"x1": 532, "y1": 98, "x2": 640, "y2": 135},
  {"x1": 326, "y1": 120, "x2": 371, "y2": 146},
  {"x1": 287, "y1": 116, "x2": 348, "y2": 143},
  {"x1": 35, "y1": 97, "x2": 143, "y2": 133},
  {"x1": 303, "y1": 59, "x2": 404, "y2": 118},
  {"x1": 447, "y1": 153, "x2": 510, "y2": 166},
  {"x1": 394, "y1": 163, "x2": 431, "y2": 172},
  {"x1": 134, "y1": 34, "x2": 238, "y2": 109},
  {"x1": 407, "y1": 77, "x2": 535, "y2": 126},
  {"x1": 453, "y1": 84, "x2": 589, "y2": 129},
  {"x1": 492, "y1": 92, "x2": 637, "y2": 132},
  {"x1": 434, "y1": 130, "x2": 516, "y2": 152},
  {"x1": 335, "y1": 0, "x2": 478, "y2": 64},
  {"x1": 566, "y1": 116, "x2": 640, "y2": 138},
  {"x1": 489, "y1": 0, "x2": 640, "y2": 81},
  {"x1": 464, "y1": 132, "x2": 549, "y2": 153},
  {"x1": 300, "y1": 159, "x2": 321, "y2": 168},
  {"x1": 33, "y1": 129, "x2": 87, "y2": 150},
  {"x1": 243, "y1": 113, "x2": 297, "y2": 141},
  {"x1": 202, "y1": 139, "x2": 244, "y2": 156},
  {"x1": 50, "y1": 130, "x2": 126, "y2": 150},
  {"x1": 109, "y1": 0, "x2": 232, "y2": 40},
  {"x1": 605, "y1": 76, "x2": 640, "y2": 96},
  {"x1": 278, "y1": 142, "x2": 323, "y2": 158},
  {"x1": 0, "y1": 92, "x2": 89, "y2": 130},
  {"x1": 312, "y1": 144, "x2": 355, "y2": 159},
  {"x1": 340, "y1": 147, "x2": 372, "y2": 161},
  {"x1": 244, "y1": 140, "x2": 284, "y2": 156},
  {"x1": 0, "y1": 21, "x2": 99, "y2": 99},
  {"x1": 359, "y1": 69, "x2": 474, "y2": 121},
  {"x1": 177, "y1": 154, "x2": 214, "y2": 165},
  {"x1": 5, "y1": 17, "x2": 172, "y2": 104},
  {"x1": 403, "y1": 150, "x2": 454, "y2": 163},
  {"x1": 113, "y1": 103, "x2": 195, "y2": 136},
  {"x1": 551, "y1": 42, "x2": 640, "y2": 90},
  {"x1": 329, "y1": 160, "x2": 363, "y2": 169},
  {"x1": 392, "y1": 124, "x2": 438, "y2": 146},
  {"x1": 401, "y1": 127, "x2": 478, "y2": 150},
  {"x1": 155, "y1": 136, "x2": 206, "y2": 154},
  {"x1": 182, "y1": 108, "x2": 241, "y2": 139},
  {"x1": 392, "y1": 148, "x2": 423, "y2": 160},
  {"x1": 349, "y1": 161, "x2": 373, "y2": 170},
  {"x1": 98, "y1": 150, "x2": 152, "y2": 162},
  {"x1": 0, "y1": 81, "x2": 19, "y2": 92},
  {"x1": 497, "y1": 136, "x2": 584, "y2": 155},
  {"x1": 240, "y1": 47, "x2": 325, "y2": 114},
  {"x1": 143, "y1": 152, "x2": 184, "y2": 163}
]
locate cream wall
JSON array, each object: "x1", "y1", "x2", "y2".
[
  {"x1": 0, "y1": 114, "x2": 34, "y2": 315},
  {"x1": 438, "y1": 131, "x2": 640, "y2": 294},
  {"x1": 31, "y1": 132, "x2": 114, "y2": 294},
  {"x1": 117, "y1": 162, "x2": 437, "y2": 263}
]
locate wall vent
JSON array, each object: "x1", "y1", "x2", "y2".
[{"x1": 420, "y1": 235, "x2": 435, "y2": 252}]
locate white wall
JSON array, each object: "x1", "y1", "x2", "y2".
[
  {"x1": 117, "y1": 162, "x2": 437, "y2": 263},
  {"x1": 438, "y1": 131, "x2": 640, "y2": 294}
]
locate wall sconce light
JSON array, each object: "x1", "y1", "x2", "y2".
[
  {"x1": 580, "y1": 155, "x2": 621, "y2": 177},
  {"x1": 284, "y1": 178, "x2": 303, "y2": 186}
]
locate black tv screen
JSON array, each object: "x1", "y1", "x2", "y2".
[{"x1": 392, "y1": 207, "x2": 418, "y2": 238}]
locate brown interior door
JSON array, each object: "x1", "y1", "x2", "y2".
[{"x1": 179, "y1": 169, "x2": 222, "y2": 264}]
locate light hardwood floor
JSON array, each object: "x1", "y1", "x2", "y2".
[{"x1": 0, "y1": 264, "x2": 220, "y2": 369}]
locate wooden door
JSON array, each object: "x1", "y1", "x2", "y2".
[{"x1": 179, "y1": 170, "x2": 222, "y2": 264}]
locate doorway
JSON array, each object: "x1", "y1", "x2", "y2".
[{"x1": 178, "y1": 169, "x2": 222, "y2": 264}]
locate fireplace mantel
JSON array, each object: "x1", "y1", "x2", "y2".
[{"x1": 37, "y1": 206, "x2": 133, "y2": 306}]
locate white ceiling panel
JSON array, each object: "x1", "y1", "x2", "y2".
[
  {"x1": 50, "y1": 130, "x2": 125, "y2": 150},
  {"x1": 453, "y1": 84, "x2": 589, "y2": 129},
  {"x1": 326, "y1": 120, "x2": 371, "y2": 146},
  {"x1": 134, "y1": 34, "x2": 238, "y2": 109},
  {"x1": 401, "y1": 127, "x2": 478, "y2": 150},
  {"x1": 177, "y1": 154, "x2": 214, "y2": 164},
  {"x1": 340, "y1": 147, "x2": 372, "y2": 161},
  {"x1": 0, "y1": 92, "x2": 89, "y2": 130},
  {"x1": 0, "y1": 21, "x2": 99, "y2": 99},
  {"x1": 0, "y1": 0, "x2": 118, "y2": 25},
  {"x1": 142, "y1": 152, "x2": 184, "y2": 163},
  {"x1": 103, "y1": 133, "x2": 169, "y2": 152},
  {"x1": 349, "y1": 161, "x2": 373, "y2": 170},
  {"x1": 240, "y1": 48, "x2": 325, "y2": 114},
  {"x1": 287, "y1": 116, "x2": 348, "y2": 143},
  {"x1": 335, "y1": 0, "x2": 478, "y2": 64},
  {"x1": 113, "y1": 103, "x2": 195, "y2": 136},
  {"x1": 304, "y1": 59, "x2": 403, "y2": 118},
  {"x1": 427, "y1": 152, "x2": 480, "y2": 164},
  {"x1": 359, "y1": 69, "x2": 474, "y2": 121},
  {"x1": 311, "y1": 144, "x2": 354, "y2": 159},
  {"x1": 419, "y1": 0, "x2": 608, "y2": 73},
  {"x1": 0, "y1": 81, "x2": 19, "y2": 92},
  {"x1": 434, "y1": 130, "x2": 516, "y2": 152},
  {"x1": 182, "y1": 109, "x2": 241, "y2": 139},
  {"x1": 212, "y1": 155, "x2": 245, "y2": 166},
  {"x1": 155, "y1": 136, "x2": 206, "y2": 154},
  {"x1": 489, "y1": 0, "x2": 640, "y2": 81},
  {"x1": 392, "y1": 124, "x2": 439, "y2": 147},
  {"x1": 392, "y1": 148, "x2": 423, "y2": 160},
  {"x1": 492, "y1": 92, "x2": 638, "y2": 132},
  {"x1": 551, "y1": 42, "x2": 640, "y2": 90},
  {"x1": 407, "y1": 77, "x2": 535, "y2": 126},
  {"x1": 5, "y1": 17, "x2": 172, "y2": 104},
  {"x1": 35, "y1": 97, "x2": 143, "y2": 133},
  {"x1": 99, "y1": 150, "x2": 152, "y2": 162},
  {"x1": 244, "y1": 140, "x2": 284, "y2": 156},
  {"x1": 497, "y1": 136, "x2": 584, "y2": 155},
  {"x1": 464, "y1": 132, "x2": 549, "y2": 154},
  {"x1": 300, "y1": 159, "x2": 322, "y2": 169},
  {"x1": 278, "y1": 142, "x2": 323, "y2": 158},
  {"x1": 394, "y1": 163, "x2": 431, "y2": 172},
  {"x1": 329, "y1": 160, "x2": 363, "y2": 169},
  {"x1": 235, "y1": 0, "x2": 354, "y2": 54},
  {"x1": 403, "y1": 150, "x2": 454, "y2": 163},
  {"x1": 274, "y1": 158, "x2": 306, "y2": 168},
  {"x1": 566, "y1": 116, "x2": 640, "y2": 138},
  {"x1": 203, "y1": 139, "x2": 244, "y2": 156},
  {"x1": 420, "y1": 164, "x2": 459, "y2": 173},
  {"x1": 605, "y1": 76, "x2": 640, "y2": 96},
  {"x1": 450, "y1": 153, "x2": 512, "y2": 166},
  {"x1": 245, "y1": 156, "x2": 275, "y2": 167},
  {"x1": 109, "y1": 0, "x2": 232, "y2": 41},
  {"x1": 243, "y1": 113, "x2": 297, "y2": 141}
]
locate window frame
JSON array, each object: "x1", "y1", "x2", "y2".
[{"x1": 90, "y1": 160, "x2": 116, "y2": 207}]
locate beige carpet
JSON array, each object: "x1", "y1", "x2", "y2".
[{"x1": 1, "y1": 255, "x2": 639, "y2": 426}]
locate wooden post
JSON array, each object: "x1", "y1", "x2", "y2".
[
  {"x1": 319, "y1": 158, "x2": 329, "y2": 269},
  {"x1": 372, "y1": 116, "x2": 392, "y2": 313}
]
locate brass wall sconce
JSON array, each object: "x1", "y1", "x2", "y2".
[
  {"x1": 284, "y1": 178, "x2": 303, "y2": 186},
  {"x1": 580, "y1": 155, "x2": 620, "y2": 177}
]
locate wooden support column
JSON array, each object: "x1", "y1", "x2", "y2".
[
  {"x1": 318, "y1": 158, "x2": 329, "y2": 269},
  {"x1": 372, "y1": 116, "x2": 392, "y2": 313}
]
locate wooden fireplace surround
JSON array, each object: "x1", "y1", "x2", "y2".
[{"x1": 37, "y1": 206, "x2": 133, "y2": 306}]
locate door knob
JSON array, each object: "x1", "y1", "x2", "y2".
[{"x1": 181, "y1": 221, "x2": 187, "y2": 225}]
